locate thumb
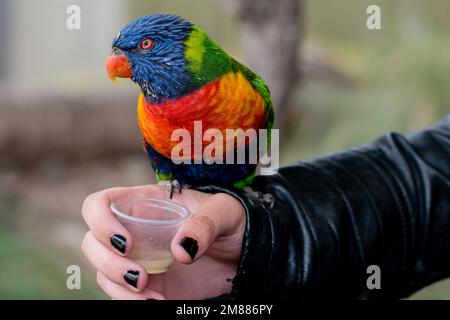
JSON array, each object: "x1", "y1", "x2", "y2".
[{"x1": 170, "y1": 193, "x2": 244, "y2": 264}]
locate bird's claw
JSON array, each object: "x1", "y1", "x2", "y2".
[
  {"x1": 243, "y1": 186, "x2": 274, "y2": 209},
  {"x1": 157, "y1": 180, "x2": 182, "y2": 199}
]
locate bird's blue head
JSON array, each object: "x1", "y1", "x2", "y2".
[{"x1": 106, "y1": 14, "x2": 193, "y2": 103}]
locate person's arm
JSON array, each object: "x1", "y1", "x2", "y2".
[{"x1": 199, "y1": 115, "x2": 450, "y2": 300}]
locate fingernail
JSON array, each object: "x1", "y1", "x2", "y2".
[
  {"x1": 110, "y1": 234, "x2": 126, "y2": 254},
  {"x1": 179, "y1": 237, "x2": 199, "y2": 260},
  {"x1": 123, "y1": 270, "x2": 139, "y2": 288}
]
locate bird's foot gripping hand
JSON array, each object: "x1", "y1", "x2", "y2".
[
  {"x1": 243, "y1": 186, "x2": 274, "y2": 209},
  {"x1": 157, "y1": 180, "x2": 184, "y2": 199}
]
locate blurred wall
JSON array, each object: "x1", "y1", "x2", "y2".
[
  {"x1": 0, "y1": 0, "x2": 10, "y2": 78},
  {"x1": 2, "y1": 0, "x2": 128, "y2": 89}
]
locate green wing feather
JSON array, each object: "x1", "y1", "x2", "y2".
[
  {"x1": 229, "y1": 60, "x2": 274, "y2": 189},
  {"x1": 184, "y1": 27, "x2": 275, "y2": 188},
  {"x1": 231, "y1": 59, "x2": 274, "y2": 146}
]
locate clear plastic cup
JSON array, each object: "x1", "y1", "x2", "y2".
[{"x1": 110, "y1": 197, "x2": 190, "y2": 274}]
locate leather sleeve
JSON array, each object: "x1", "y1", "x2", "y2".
[{"x1": 202, "y1": 115, "x2": 450, "y2": 300}]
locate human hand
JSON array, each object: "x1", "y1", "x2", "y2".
[{"x1": 81, "y1": 185, "x2": 245, "y2": 299}]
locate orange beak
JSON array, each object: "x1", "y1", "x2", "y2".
[{"x1": 105, "y1": 48, "x2": 133, "y2": 82}]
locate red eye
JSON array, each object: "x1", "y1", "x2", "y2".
[{"x1": 140, "y1": 38, "x2": 154, "y2": 50}]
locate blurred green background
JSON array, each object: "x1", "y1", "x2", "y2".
[{"x1": 0, "y1": 0, "x2": 449, "y2": 299}]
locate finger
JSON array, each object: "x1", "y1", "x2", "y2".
[
  {"x1": 81, "y1": 185, "x2": 167, "y2": 255},
  {"x1": 82, "y1": 188, "x2": 133, "y2": 255},
  {"x1": 82, "y1": 231, "x2": 148, "y2": 291},
  {"x1": 97, "y1": 272, "x2": 165, "y2": 300},
  {"x1": 171, "y1": 193, "x2": 245, "y2": 264}
]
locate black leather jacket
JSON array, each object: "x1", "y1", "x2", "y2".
[{"x1": 201, "y1": 115, "x2": 450, "y2": 300}]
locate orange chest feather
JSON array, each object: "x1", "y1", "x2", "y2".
[{"x1": 137, "y1": 72, "x2": 268, "y2": 159}]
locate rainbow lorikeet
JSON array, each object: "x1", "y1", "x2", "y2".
[{"x1": 106, "y1": 14, "x2": 273, "y2": 196}]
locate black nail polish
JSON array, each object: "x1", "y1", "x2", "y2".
[
  {"x1": 123, "y1": 270, "x2": 139, "y2": 288},
  {"x1": 179, "y1": 237, "x2": 199, "y2": 260},
  {"x1": 110, "y1": 234, "x2": 126, "y2": 254}
]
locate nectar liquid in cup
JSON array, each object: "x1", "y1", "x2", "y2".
[
  {"x1": 111, "y1": 197, "x2": 190, "y2": 275},
  {"x1": 129, "y1": 249, "x2": 174, "y2": 274}
]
